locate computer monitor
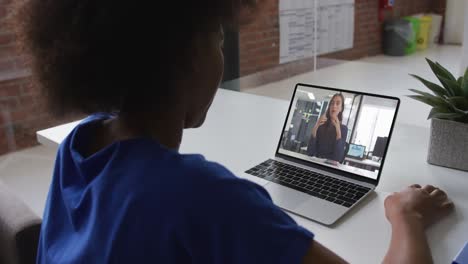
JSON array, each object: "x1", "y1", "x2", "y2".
[
  {"x1": 373, "y1": 137, "x2": 388, "y2": 158},
  {"x1": 346, "y1": 144, "x2": 366, "y2": 160}
]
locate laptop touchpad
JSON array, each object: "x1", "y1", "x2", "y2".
[{"x1": 264, "y1": 183, "x2": 309, "y2": 211}]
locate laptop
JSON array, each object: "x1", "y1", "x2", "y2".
[{"x1": 243, "y1": 83, "x2": 400, "y2": 225}]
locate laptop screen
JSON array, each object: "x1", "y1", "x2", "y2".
[{"x1": 277, "y1": 84, "x2": 399, "y2": 180}]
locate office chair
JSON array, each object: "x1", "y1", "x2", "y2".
[
  {"x1": 373, "y1": 137, "x2": 388, "y2": 161},
  {"x1": 0, "y1": 182, "x2": 41, "y2": 264}
]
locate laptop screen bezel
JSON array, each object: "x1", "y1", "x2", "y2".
[{"x1": 275, "y1": 83, "x2": 400, "y2": 186}]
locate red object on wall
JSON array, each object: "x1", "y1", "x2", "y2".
[{"x1": 379, "y1": 0, "x2": 394, "y2": 22}]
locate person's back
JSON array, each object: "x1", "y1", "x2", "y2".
[{"x1": 38, "y1": 114, "x2": 314, "y2": 263}]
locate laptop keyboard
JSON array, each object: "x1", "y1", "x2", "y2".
[{"x1": 245, "y1": 159, "x2": 371, "y2": 208}]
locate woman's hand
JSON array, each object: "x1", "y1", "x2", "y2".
[
  {"x1": 382, "y1": 185, "x2": 454, "y2": 264},
  {"x1": 312, "y1": 115, "x2": 327, "y2": 138},
  {"x1": 384, "y1": 184, "x2": 454, "y2": 229},
  {"x1": 331, "y1": 116, "x2": 341, "y2": 140}
]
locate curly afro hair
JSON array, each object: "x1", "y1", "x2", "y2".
[{"x1": 13, "y1": 0, "x2": 258, "y2": 116}]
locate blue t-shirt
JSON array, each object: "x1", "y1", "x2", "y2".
[{"x1": 37, "y1": 114, "x2": 314, "y2": 263}]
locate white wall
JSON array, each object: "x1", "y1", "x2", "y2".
[
  {"x1": 444, "y1": 0, "x2": 466, "y2": 44},
  {"x1": 361, "y1": 96, "x2": 398, "y2": 109},
  {"x1": 461, "y1": 0, "x2": 468, "y2": 75}
]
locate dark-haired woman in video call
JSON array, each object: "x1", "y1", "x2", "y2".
[{"x1": 307, "y1": 93, "x2": 348, "y2": 162}]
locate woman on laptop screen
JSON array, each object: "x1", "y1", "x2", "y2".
[{"x1": 307, "y1": 93, "x2": 348, "y2": 162}]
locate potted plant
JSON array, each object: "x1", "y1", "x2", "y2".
[{"x1": 409, "y1": 58, "x2": 468, "y2": 171}]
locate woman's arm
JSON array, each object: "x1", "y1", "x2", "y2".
[
  {"x1": 382, "y1": 185, "x2": 454, "y2": 264},
  {"x1": 382, "y1": 214, "x2": 432, "y2": 264},
  {"x1": 302, "y1": 240, "x2": 348, "y2": 264},
  {"x1": 301, "y1": 185, "x2": 454, "y2": 264},
  {"x1": 312, "y1": 115, "x2": 327, "y2": 138},
  {"x1": 308, "y1": 116, "x2": 327, "y2": 157},
  {"x1": 332, "y1": 126, "x2": 347, "y2": 162},
  {"x1": 307, "y1": 134, "x2": 317, "y2": 157},
  {"x1": 331, "y1": 117, "x2": 342, "y2": 140}
]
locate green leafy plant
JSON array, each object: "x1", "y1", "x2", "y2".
[{"x1": 409, "y1": 58, "x2": 468, "y2": 123}]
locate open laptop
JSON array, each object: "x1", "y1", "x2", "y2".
[{"x1": 243, "y1": 83, "x2": 400, "y2": 225}]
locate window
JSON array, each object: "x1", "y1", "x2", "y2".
[{"x1": 354, "y1": 105, "x2": 395, "y2": 152}]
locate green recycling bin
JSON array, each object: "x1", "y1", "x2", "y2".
[{"x1": 403, "y1": 16, "x2": 420, "y2": 55}]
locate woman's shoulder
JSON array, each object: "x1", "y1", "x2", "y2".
[
  {"x1": 123, "y1": 147, "x2": 245, "y2": 189},
  {"x1": 110, "y1": 150, "x2": 258, "y2": 210},
  {"x1": 162, "y1": 154, "x2": 265, "y2": 199},
  {"x1": 339, "y1": 124, "x2": 348, "y2": 136},
  {"x1": 177, "y1": 154, "x2": 237, "y2": 181},
  {"x1": 135, "y1": 154, "x2": 266, "y2": 213}
]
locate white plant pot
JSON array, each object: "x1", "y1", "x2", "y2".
[{"x1": 427, "y1": 118, "x2": 468, "y2": 171}]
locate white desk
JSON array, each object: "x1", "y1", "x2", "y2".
[
  {"x1": 246, "y1": 60, "x2": 438, "y2": 128},
  {"x1": 37, "y1": 88, "x2": 468, "y2": 263}
]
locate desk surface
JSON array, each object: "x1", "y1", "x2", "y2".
[
  {"x1": 345, "y1": 157, "x2": 381, "y2": 167},
  {"x1": 37, "y1": 79, "x2": 468, "y2": 264},
  {"x1": 246, "y1": 60, "x2": 436, "y2": 128}
]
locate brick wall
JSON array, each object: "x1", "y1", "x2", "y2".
[
  {"x1": 0, "y1": 0, "x2": 448, "y2": 154},
  {"x1": 239, "y1": 0, "x2": 280, "y2": 77},
  {"x1": 0, "y1": 0, "x2": 67, "y2": 155},
  {"x1": 0, "y1": 0, "x2": 24, "y2": 72},
  {"x1": 239, "y1": 0, "x2": 446, "y2": 76},
  {"x1": 0, "y1": 76, "x2": 55, "y2": 154},
  {"x1": 431, "y1": 0, "x2": 447, "y2": 15}
]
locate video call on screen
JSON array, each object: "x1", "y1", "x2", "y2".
[{"x1": 278, "y1": 85, "x2": 398, "y2": 180}]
